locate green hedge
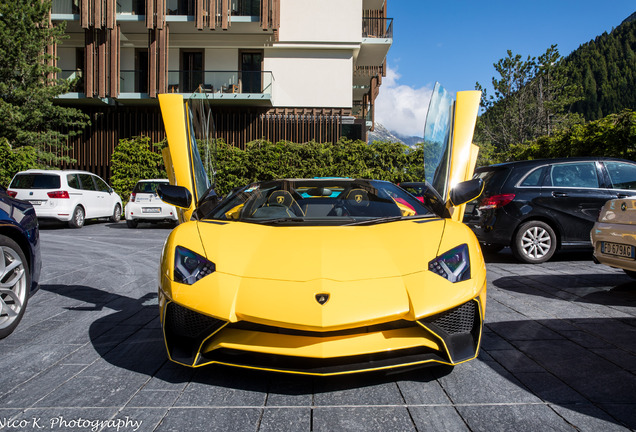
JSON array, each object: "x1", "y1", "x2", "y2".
[
  {"x1": 109, "y1": 136, "x2": 166, "y2": 205},
  {"x1": 0, "y1": 138, "x2": 39, "y2": 188}
]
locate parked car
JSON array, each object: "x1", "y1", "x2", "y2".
[
  {"x1": 7, "y1": 169, "x2": 122, "y2": 228},
  {"x1": 125, "y1": 179, "x2": 177, "y2": 228},
  {"x1": 0, "y1": 184, "x2": 42, "y2": 339},
  {"x1": 463, "y1": 157, "x2": 636, "y2": 263},
  {"x1": 591, "y1": 198, "x2": 636, "y2": 278},
  {"x1": 153, "y1": 86, "x2": 488, "y2": 375}
]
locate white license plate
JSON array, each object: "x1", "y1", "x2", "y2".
[
  {"x1": 142, "y1": 207, "x2": 161, "y2": 214},
  {"x1": 29, "y1": 200, "x2": 43, "y2": 205},
  {"x1": 602, "y1": 242, "x2": 635, "y2": 258}
]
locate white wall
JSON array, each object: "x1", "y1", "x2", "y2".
[
  {"x1": 278, "y1": 0, "x2": 361, "y2": 44},
  {"x1": 265, "y1": 49, "x2": 352, "y2": 107}
]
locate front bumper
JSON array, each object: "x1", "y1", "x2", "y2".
[{"x1": 159, "y1": 292, "x2": 485, "y2": 376}]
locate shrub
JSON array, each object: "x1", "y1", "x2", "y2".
[
  {"x1": 0, "y1": 138, "x2": 39, "y2": 187},
  {"x1": 110, "y1": 136, "x2": 166, "y2": 205}
]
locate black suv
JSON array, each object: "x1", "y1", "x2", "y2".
[{"x1": 463, "y1": 157, "x2": 636, "y2": 263}]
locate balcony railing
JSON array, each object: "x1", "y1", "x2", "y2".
[
  {"x1": 166, "y1": 0, "x2": 194, "y2": 15},
  {"x1": 231, "y1": 0, "x2": 260, "y2": 16},
  {"x1": 362, "y1": 17, "x2": 393, "y2": 38},
  {"x1": 353, "y1": 102, "x2": 372, "y2": 122},
  {"x1": 52, "y1": 0, "x2": 79, "y2": 14},
  {"x1": 117, "y1": 0, "x2": 145, "y2": 15},
  {"x1": 120, "y1": 70, "x2": 148, "y2": 93},
  {"x1": 167, "y1": 70, "x2": 272, "y2": 96},
  {"x1": 59, "y1": 70, "x2": 84, "y2": 93}
]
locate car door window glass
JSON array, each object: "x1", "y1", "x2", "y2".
[
  {"x1": 78, "y1": 173, "x2": 97, "y2": 191},
  {"x1": 93, "y1": 176, "x2": 111, "y2": 192},
  {"x1": 67, "y1": 174, "x2": 80, "y2": 190},
  {"x1": 605, "y1": 162, "x2": 636, "y2": 190},
  {"x1": 520, "y1": 167, "x2": 546, "y2": 186},
  {"x1": 550, "y1": 163, "x2": 599, "y2": 188}
]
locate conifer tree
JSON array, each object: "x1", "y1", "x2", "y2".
[{"x1": 0, "y1": 0, "x2": 88, "y2": 165}]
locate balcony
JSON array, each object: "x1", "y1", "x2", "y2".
[
  {"x1": 120, "y1": 70, "x2": 148, "y2": 94},
  {"x1": 357, "y1": 17, "x2": 393, "y2": 67},
  {"x1": 167, "y1": 70, "x2": 272, "y2": 102},
  {"x1": 59, "y1": 70, "x2": 84, "y2": 94},
  {"x1": 166, "y1": 0, "x2": 195, "y2": 16},
  {"x1": 231, "y1": 0, "x2": 260, "y2": 16},
  {"x1": 117, "y1": 0, "x2": 145, "y2": 15},
  {"x1": 362, "y1": 17, "x2": 393, "y2": 38},
  {"x1": 51, "y1": 0, "x2": 79, "y2": 16}
]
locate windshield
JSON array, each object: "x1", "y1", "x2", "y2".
[
  {"x1": 206, "y1": 179, "x2": 434, "y2": 226},
  {"x1": 133, "y1": 181, "x2": 168, "y2": 194},
  {"x1": 10, "y1": 173, "x2": 61, "y2": 189},
  {"x1": 423, "y1": 82, "x2": 454, "y2": 201}
]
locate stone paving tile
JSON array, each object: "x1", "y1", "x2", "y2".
[
  {"x1": 456, "y1": 404, "x2": 575, "y2": 432},
  {"x1": 312, "y1": 407, "x2": 416, "y2": 432},
  {"x1": 154, "y1": 408, "x2": 262, "y2": 431},
  {"x1": 408, "y1": 406, "x2": 469, "y2": 431},
  {"x1": 258, "y1": 407, "x2": 311, "y2": 432}
]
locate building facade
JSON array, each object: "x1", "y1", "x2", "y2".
[{"x1": 51, "y1": 0, "x2": 392, "y2": 179}]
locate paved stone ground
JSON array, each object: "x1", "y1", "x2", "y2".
[{"x1": 1, "y1": 221, "x2": 635, "y2": 431}]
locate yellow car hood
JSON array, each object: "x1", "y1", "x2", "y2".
[{"x1": 197, "y1": 218, "x2": 445, "y2": 281}]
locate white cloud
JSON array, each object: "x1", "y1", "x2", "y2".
[{"x1": 374, "y1": 65, "x2": 433, "y2": 138}]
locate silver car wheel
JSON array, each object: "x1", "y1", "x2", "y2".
[
  {"x1": 0, "y1": 245, "x2": 27, "y2": 332},
  {"x1": 520, "y1": 226, "x2": 552, "y2": 259}
]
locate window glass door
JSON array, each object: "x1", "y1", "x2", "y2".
[
  {"x1": 241, "y1": 52, "x2": 262, "y2": 93},
  {"x1": 181, "y1": 50, "x2": 203, "y2": 93}
]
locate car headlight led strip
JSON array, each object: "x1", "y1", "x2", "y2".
[
  {"x1": 174, "y1": 246, "x2": 215, "y2": 285},
  {"x1": 428, "y1": 244, "x2": 470, "y2": 283}
]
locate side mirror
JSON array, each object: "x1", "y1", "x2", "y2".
[
  {"x1": 157, "y1": 184, "x2": 192, "y2": 209},
  {"x1": 449, "y1": 178, "x2": 484, "y2": 207}
]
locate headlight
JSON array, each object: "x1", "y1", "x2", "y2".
[
  {"x1": 174, "y1": 246, "x2": 216, "y2": 285},
  {"x1": 428, "y1": 244, "x2": 470, "y2": 283}
]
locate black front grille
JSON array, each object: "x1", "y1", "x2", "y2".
[
  {"x1": 165, "y1": 302, "x2": 224, "y2": 339},
  {"x1": 164, "y1": 302, "x2": 226, "y2": 365},
  {"x1": 423, "y1": 301, "x2": 476, "y2": 335}
]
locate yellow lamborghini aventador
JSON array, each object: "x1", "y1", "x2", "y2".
[{"x1": 156, "y1": 83, "x2": 487, "y2": 375}]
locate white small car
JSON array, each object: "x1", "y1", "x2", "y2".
[
  {"x1": 7, "y1": 169, "x2": 122, "y2": 228},
  {"x1": 125, "y1": 179, "x2": 177, "y2": 228},
  {"x1": 591, "y1": 198, "x2": 636, "y2": 278}
]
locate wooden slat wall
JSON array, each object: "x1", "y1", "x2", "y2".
[{"x1": 58, "y1": 106, "x2": 347, "y2": 181}]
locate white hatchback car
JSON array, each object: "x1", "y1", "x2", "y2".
[
  {"x1": 125, "y1": 179, "x2": 177, "y2": 228},
  {"x1": 592, "y1": 198, "x2": 636, "y2": 278},
  {"x1": 7, "y1": 169, "x2": 122, "y2": 228}
]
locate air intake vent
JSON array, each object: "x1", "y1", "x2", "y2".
[
  {"x1": 165, "y1": 302, "x2": 224, "y2": 339},
  {"x1": 422, "y1": 301, "x2": 476, "y2": 335}
]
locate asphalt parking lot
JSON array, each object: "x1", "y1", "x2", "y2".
[{"x1": 1, "y1": 221, "x2": 635, "y2": 432}]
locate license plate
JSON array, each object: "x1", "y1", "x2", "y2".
[
  {"x1": 601, "y1": 242, "x2": 635, "y2": 258},
  {"x1": 29, "y1": 200, "x2": 43, "y2": 205},
  {"x1": 142, "y1": 207, "x2": 161, "y2": 214}
]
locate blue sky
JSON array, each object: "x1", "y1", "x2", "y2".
[{"x1": 375, "y1": 1, "x2": 636, "y2": 137}]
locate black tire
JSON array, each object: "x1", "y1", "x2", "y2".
[
  {"x1": 512, "y1": 221, "x2": 557, "y2": 264},
  {"x1": 68, "y1": 206, "x2": 85, "y2": 228},
  {"x1": 126, "y1": 219, "x2": 139, "y2": 228},
  {"x1": 0, "y1": 235, "x2": 30, "y2": 339},
  {"x1": 624, "y1": 269, "x2": 636, "y2": 279},
  {"x1": 110, "y1": 204, "x2": 122, "y2": 223},
  {"x1": 480, "y1": 243, "x2": 504, "y2": 254}
]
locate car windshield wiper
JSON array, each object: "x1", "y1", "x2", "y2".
[
  {"x1": 249, "y1": 217, "x2": 305, "y2": 224},
  {"x1": 345, "y1": 215, "x2": 404, "y2": 226}
]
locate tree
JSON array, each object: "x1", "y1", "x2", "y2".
[
  {"x1": 475, "y1": 45, "x2": 582, "y2": 155},
  {"x1": 0, "y1": 0, "x2": 88, "y2": 166}
]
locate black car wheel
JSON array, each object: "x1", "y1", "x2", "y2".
[
  {"x1": 110, "y1": 204, "x2": 122, "y2": 223},
  {"x1": 126, "y1": 219, "x2": 139, "y2": 228},
  {"x1": 68, "y1": 206, "x2": 85, "y2": 228},
  {"x1": 0, "y1": 235, "x2": 30, "y2": 339},
  {"x1": 512, "y1": 221, "x2": 557, "y2": 264}
]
